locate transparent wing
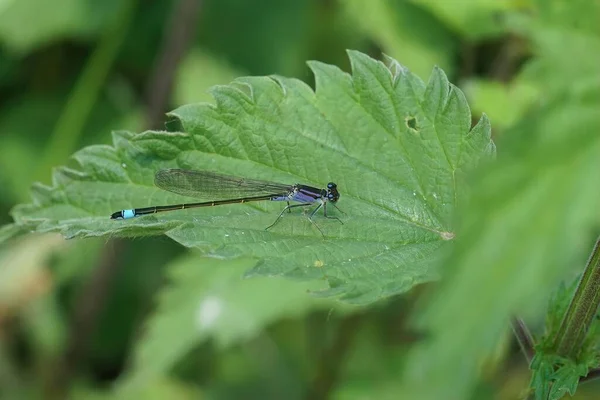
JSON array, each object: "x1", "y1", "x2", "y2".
[{"x1": 154, "y1": 169, "x2": 293, "y2": 200}]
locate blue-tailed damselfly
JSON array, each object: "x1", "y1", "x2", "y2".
[{"x1": 110, "y1": 169, "x2": 343, "y2": 235}]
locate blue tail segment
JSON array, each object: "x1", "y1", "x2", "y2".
[{"x1": 110, "y1": 209, "x2": 136, "y2": 219}]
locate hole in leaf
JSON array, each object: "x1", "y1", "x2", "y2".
[{"x1": 405, "y1": 116, "x2": 419, "y2": 132}]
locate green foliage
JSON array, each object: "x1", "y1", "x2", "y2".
[
  {"x1": 9, "y1": 51, "x2": 493, "y2": 304},
  {"x1": 416, "y1": 0, "x2": 512, "y2": 39},
  {"x1": 528, "y1": 281, "x2": 599, "y2": 399},
  {"x1": 340, "y1": 0, "x2": 458, "y2": 77},
  {"x1": 530, "y1": 353, "x2": 592, "y2": 400},
  {"x1": 544, "y1": 282, "x2": 575, "y2": 339},
  {"x1": 198, "y1": 0, "x2": 319, "y2": 77},
  {"x1": 399, "y1": 4, "x2": 600, "y2": 398},
  {"x1": 0, "y1": 0, "x2": 122, "y2": 53},
  {"x1": 117, "y1": 254, "x2": 346, "y2": 393},
  {"x1": 2, "y1": 1, "x2": 600, "y2": 398}
]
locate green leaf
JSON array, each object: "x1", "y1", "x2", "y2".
[
  {"x1": 8, "y1": 51, "x2": 493, "y2": 303},
  {"x1": 530, "y1": 353, "x2": 590, "y2": 400},
  {"x1": 510, "y1": 0, "x2": 600, "y2": 97},
  {"x1": 400, "y1": 95, "x2": 600, "y2": 399},
  {"x1": 340, "y1": 0, "x2": 458, "y2": 78},
  {"x1": 548, "y1": 361, "x2": 585, "y2": 400},
  {"x1": 116, "y1": 254, "x2": 345, "y2": 393},
  {"x1": 398, "y1": 31, "x2": 600, "y2": 400},
  {"x1": 526, "y1": 277, "x2": 597, "y2": 399},
  {"x1": 530, "y1": 353, "x2": 554, "y2": 400}
]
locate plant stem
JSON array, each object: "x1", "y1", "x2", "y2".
[
  {"x1": 511, "y1": 317, "x2": 535, "y2": 363},
  {"x1": 145, "y1": 0, "x2": 203, "y2": 129},
  {"x1": 553, "y1": 237, "x2": 600, "y2": 358}
]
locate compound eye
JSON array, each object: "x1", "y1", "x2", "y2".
[{"x1": 327, "y1": 182, "x2": 336, "y2": 189}]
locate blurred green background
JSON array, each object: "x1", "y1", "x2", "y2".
[{"x1": 1, "y1": 0, "x2": 599, "y2": 399}]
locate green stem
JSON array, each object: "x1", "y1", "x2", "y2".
[
  {"x1": 34, "y1": 0, "x2": 138, "y2": 183},
  {"x1": 511, "y1": 317, "x2": 534, "y2": 363},
  {"x1": 553, "y1": 237, "x2": 600, "y2": 358}
]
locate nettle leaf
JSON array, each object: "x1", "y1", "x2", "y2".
[
  {"x1": 117, "y1": 255, "x2": 345, "y2": 393},
  {"x1": 530, "y1": 354, "x2": 590, "y2": 400},
  {"x1": 9, "y1": 51, "x2": 493, "y2": 303}
]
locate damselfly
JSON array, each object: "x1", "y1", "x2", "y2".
[{"x1": 110, "y1": 169, "x2": 343, "y2": 235}]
